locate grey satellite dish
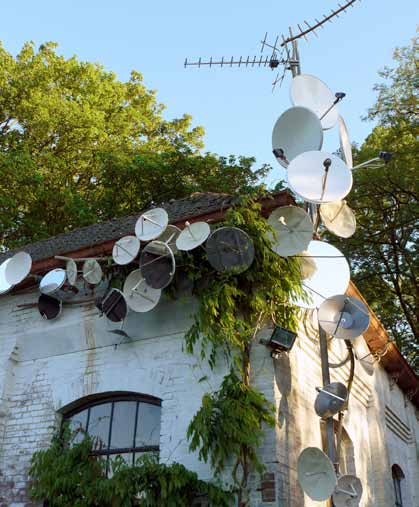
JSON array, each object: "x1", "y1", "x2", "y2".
[
  {"x1": 332, "y1": 475, "x2": 363, "y2": 507},
  {"x1": 298, "y1": 251, "x2": 317, "y2": 280},
  {"x1": 292, "y1": 241, "x2": 350, "y2": 309},
  {"x1": 140, "y1": 240, "x2": 175, "y2": 289},
  {"x1": 206, "y1": 227, "x2": 254, "y2": 273},
  {"x1": 157, "y1": 224, "x2": 182, "y2": 254},
  {"x1": 135, "y1": 208, "x2": 168, "y2": 241},
  {"x1": 66, "y1": 259, "x2": 78, "y2": 286},
  {"x1": 112, "y1": 235, "x2": 140, "y2": 265},
  {"x1": 123, "y1": 269, "x2": 161, "y2": 312},
  {"x1": 5, "y1": 251, "x2": 32, "y2": 286},
  {"x1": 287, "y1": 151, "x2": 353, "y2": 204},
  {"x1": 315, "y1": 382, "x2": 348, "y2": 418},
  {"x1": 101, "y1": 289, "x2": 128, "y2": 323},
  {"x1": 176, "y1": 221, "x2": 211, "y2": 251},
  {"x1": 40, "y1": 268, "x2": 67, "y2": 295},
  {"x1": 290, "y1": 74, "x2": 339, "y2": 130},
  {"x1": 319, "y1": 200, "x2": 356, "y2": 238},
  {"x1": 318, "y1": 295, "x2": 370, "y2": 339},
  {"x1": 353, "y1": 335, "x2": 375, "y2": 376},
  {"x1": 268, "y1": 206, "x2": 313, "y2": 257},
  {"x1": 272, "y1": 106, "x2": 323, "y2": 168},
  {"x1": 0, "y1": 259, "x2": 14, "y2": 295},
  {"x1": 38, "y1": 294, "x2": 62, "y2": 320},
  {"x1": 82, "y1": 259, "x2": 103, "y2": 285},
  {"x1": 338, "y1": 115, "x2": 353, "y2": 168},
  {"x1": 297, "y1": 447, "x2": 337, "y2": 501}
]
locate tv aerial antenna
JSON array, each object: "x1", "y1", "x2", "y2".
[{"x1": 184, "y1": 0, "x2": 361, "y2": 90}]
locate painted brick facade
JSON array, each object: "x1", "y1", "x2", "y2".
[{"x1": 0, "y1": 289, "x2": 417, "y2": 506}]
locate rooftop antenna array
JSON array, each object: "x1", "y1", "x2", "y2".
[{"x1": 185, "y1": 0, "x2": 361, "y2": 90}]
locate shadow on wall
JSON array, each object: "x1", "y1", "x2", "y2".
[{"x1": 274, "y1": 352, "x2": 305, "y2": 506}]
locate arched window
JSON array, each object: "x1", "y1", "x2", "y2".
[
  {"x1": 62, "y1": 392, "x2": 161, "y2": 472},
  {"x1": 392, "y1": 464, "x2": 405, "y2": 507}
]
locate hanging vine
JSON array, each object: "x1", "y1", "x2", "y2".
[{"x1": 185, "y1": 196, "x2": 304, "y2": 505}]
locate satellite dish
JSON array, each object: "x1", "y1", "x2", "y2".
[
  {"x1": 272, "y1": 106, "x2": 323, "y2": 168},
  {"x1": 287, "y1": 151, "x2": 353, "y2": 204},
  {"x1": 332, "y1": 475, "x2": 363, "y2": 507},
  {"x1": 112, "y1": 236, "x2": 141, "y2": 265},
  {"x1": 135, "y1": 208, "x2": 168, "y2": 241},
  {"x1": 123, "y1": 269, "x2": 161, "y2": 312},
  {"x1": 40, "y1": 269, "x2": 67, "y2": 295},
  {"x1": 298, "y1": 251, "x2": 317, "y2": 280},
  {"x1": 176, "y1": 221, "x2": 211, "y2": 251},
  {"x1": 353, "y1": 335, "x2": 375, "y2": 376},
  {"x1": 292, "y1": 241, "x2": 350, "y2": 309},
  {"x1": 268, "y1": 206, "x2": 313, "y2": 257},
  {"x1": 338, "y1": 115, "x2": 353, "y2": 168},
  {"x1": 157, "y1": 224, "x2": 182, "y2": 254},
  {"x1": 140, "y1": 241, "x2": 175, "y2": 289},
  {"x1": 206, "y1": 227, "x2": 254, "y2": 273},
  {"x1": 318, "y1": 295, "x2": 370, "y2": 339},
  {"x1": 102, "y1": 289, "x2": 128, "y2": 323},
  {"x1": 82, "y1": 259, "x2": 103, "y2": 285},
  {"x1": 5, "y1": 252, "x2": 32, "y2": 286},
  {"x1": 297, "y1": 447, "x2": 337, "y2": 501},
  {"x1": 315, "y1": 382, "x2": 348, "y2": 418},
  {"x1": 319, "y1": 200, "x2": 356, "y2": 238},
  {"x1": 38, "y1": 294, "x2": 62, "y2": 320},
  {"x1": 0, "y1": 259, "x2": 14, "y2": 295},
  {"x1": 66, "y1": 259, "x2": 78, "y2": 286},
  {"x1": 290, "y1": 74, "x2": 339, "y2": 130}
]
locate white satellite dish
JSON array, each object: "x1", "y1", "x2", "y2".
[
  {"x1": 297, "y1": 447, "x2": 337, "y2": 501},
  {"x1": 82, "y1": 259, "x2": 103, "y2": 285},
  {"x1": 112, "y1": 235, "x2": 140, "y2": 265},
  {"x1": 5, "y1": 252, "x2": 32, "y2": 286},
  {"x1": 135, "y1": 208, "x2": 168, "y2": 241},
  {"x1": 268, "y1": 206, "x2": 313, "y2": 257},
  {"x1": 332, "y1": 475, "x2": 363, "y2": 507},
  {"x1": 292, "y1": 241, "x2": 350, "y2": 309},
  {"x1": 287, "y1": 151, "x2": 353, "y2": 204},
  {"x1": 272, "y1": 106, "x2": 323, "y2": 168},
  {"x1": 290, "y1": 74, "x2": 339, "y2": 130},
  {"x1": 353, "y1": 335, "x2": 375, "y2": 376},
  {"x1": 40, "y1": 268, "x2": 67, "y2": 295},
  {"x1": 319, "y1": 200, "x2": 356, "y2": 238},
  {"x1": 0, "y1": 259, "x2": 14, "y2": 295},
  {"x1": 123, "y1": 269, "x2": 161, "y2": 312},
  {"x1": 298, "y1": 251, "x2": 317, "y2": 280},
  {"x1": 315, "y1": 382, "x2": 348, "y2": 418},
  {"x1": 157, "y1": 224, "x2": 182, "y2": 255},
  {"x1": 176, "y1": 221, "x2": 210, "y2": 251},
  {"x1": 338, "y1": 115, "x2": 353, "y2": 168},
  {"x1": 318, "y1": 295, "x2": 370, "y2": 340},
  {"x1": 66, "y1": 259, "x2": 78, "y2": 286}
]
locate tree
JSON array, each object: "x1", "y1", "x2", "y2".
[
  {"x1": 330, "y1": 37, "x2": 418, "y2": 370},
  {"x1": 0, "y1": 42, "x2": 268, "y2": 248}
]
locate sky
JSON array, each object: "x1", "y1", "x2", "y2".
[{"x1": 1, "y1": 1, "x2": 416, "y2": 187}]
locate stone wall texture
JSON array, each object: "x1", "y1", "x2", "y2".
[{"x1": 0, "y1": 289, "x2": 417, "y2": 506}]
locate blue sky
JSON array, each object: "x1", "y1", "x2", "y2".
[{"x1": 1, "y1": 1, "x2": 416, "y2": 186}]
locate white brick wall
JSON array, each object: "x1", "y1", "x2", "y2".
[{"x1": 0, "y1": 290, "x2": 417, "y2": 506}]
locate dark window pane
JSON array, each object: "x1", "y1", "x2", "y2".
[
  {"x1": 67, "y1": 409, "x2": 88, "y2": 444},
  {"x1": 87, "y1": 403, "x2": 112, "y2": 450},
  {"x1": 136, "y1": 404, "x2": 161, "y2": 447},
  {"x1": 110, "y1": 401, "x2": 137, "y2": 449}
]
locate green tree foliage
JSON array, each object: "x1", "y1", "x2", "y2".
[
  {"x1": 329, "y1": 38, "x2": 418, "y2": 370},
  {"x1": 0, "y1": 41, "x2": 268, "y2": 248},
  {"x1": 29, "y1": 427, "x2": 232, "y2": 507}
]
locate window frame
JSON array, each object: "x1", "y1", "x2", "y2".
[{"x1": 62, "y1": 392, "x2": 161, "y2": 471}]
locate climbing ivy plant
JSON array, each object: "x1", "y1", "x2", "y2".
[{"x1": 185, "y1": 197, "x2": 304, "y2": 505}]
